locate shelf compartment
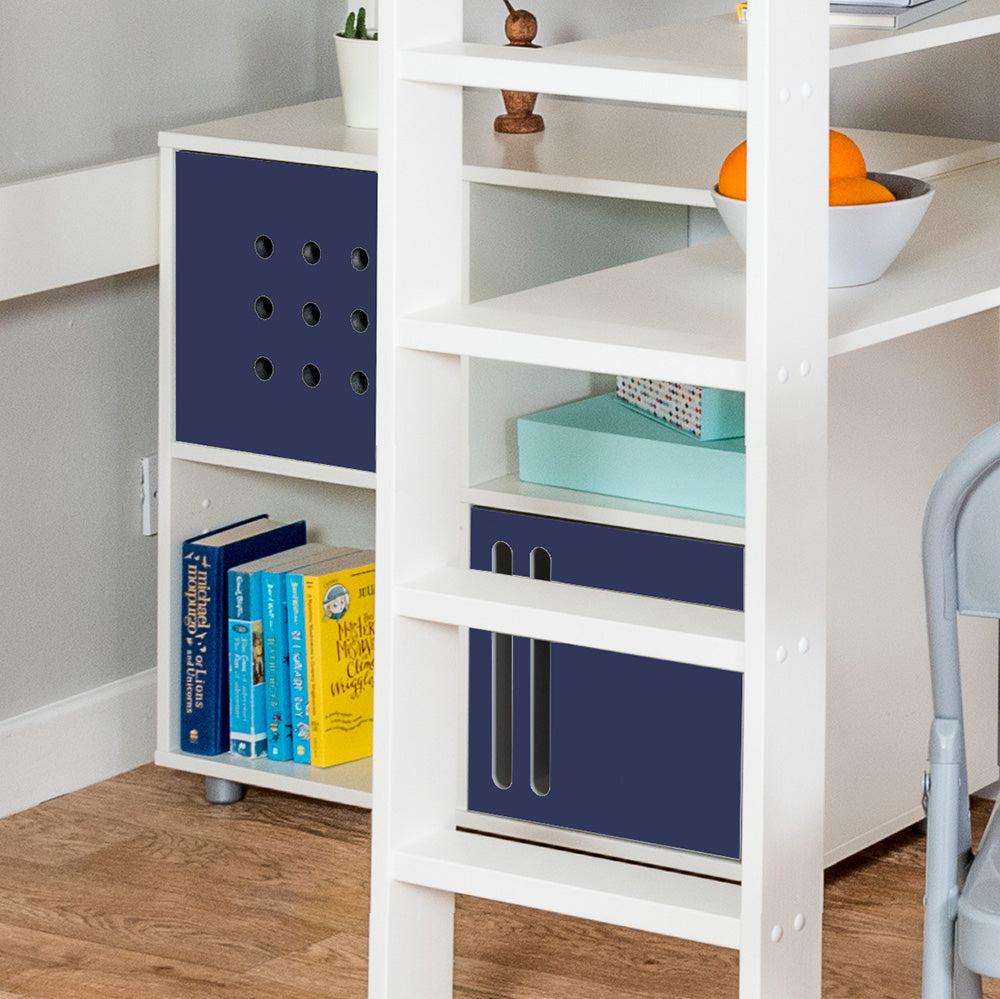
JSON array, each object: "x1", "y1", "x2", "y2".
[
  {"x1": 404, "y1": 3, "x2": 1000, "y2": 110},
  {"x1": 154, "y1": 748, "x2": 372, "y2": 808},
  {"x1": 399, "y1": 245, "x2": 747, "y2": 389},
  {"x1": 406, "y1": 157, "x2": 1000, "y2": 371},
  {"x1": 392, "y1": 829, "x2": 741, "y2": 946},
  {"x1": 463, "y1": 90, "x2": 1000, "y2": 209},
  {"x1": 396, "y1": 567, "x2": 745, "y2": 671},
  {"x1": 828, "y1": 160, "x2": 1000, "y2": 355}
]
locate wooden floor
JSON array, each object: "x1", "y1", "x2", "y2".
[{"x1": 0, "y1": 765, "x2": 996, "y2": 998}]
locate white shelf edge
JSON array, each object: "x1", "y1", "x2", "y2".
[
  {"x1": 398, "y1": 304, "x2": 747, "y2": 390},
  {"x1": 158, "y1": 98, "x2": 378, "y2": 171},
  {"x1": 155, "y1": 748, "x2": 373, "y2": 809},
  {"x1": 171, "y1": 441, "x2": 377, "y2": 490},
  {"x1": 465, "y1": 474, "x2": 746, "y2": 546},
  {"x1": 399, "y1": 44, "x2": 748, "y2": 111},
  {"x1": 396, "y1": 566, "x2": 746, "y2": 672},
  {"x1": 457, "y1": 809, "x2": 742, "y2": 882},
  {"x1": 462, "y1": 162, "x2": 718, "y2": 208},
  {"x1": 830, "y1": 0, "x2": 1000, "y2": 69},
  {"x1": 392, "y1": 829, "x2": 742, "y2": 946}
]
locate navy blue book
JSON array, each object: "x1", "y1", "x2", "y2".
[{"x1": 180, "y1": 515, "x2": 307, "y2": 755}]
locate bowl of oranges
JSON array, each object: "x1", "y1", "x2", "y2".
[{"x1": 711, "y1": 130, "x2": 933, "y2": 287}]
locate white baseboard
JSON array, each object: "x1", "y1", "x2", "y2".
[{"x1": 0, "y1": 669, "x2": 156, "y2": 818}]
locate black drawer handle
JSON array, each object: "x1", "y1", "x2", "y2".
[
  {"x1": 530, "y1": 547, "x2": 551, "y2": 797},
  {"x1": 491, "y1": 541, "x2": 513, "y2": 790}
]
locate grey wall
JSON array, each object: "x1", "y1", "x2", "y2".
[
  {"x1": 0, "y1": 0, "x2": 340, "y2": 721},
  {"x1": 3, "y1": 0, "x2": 999, "y2": 725}
]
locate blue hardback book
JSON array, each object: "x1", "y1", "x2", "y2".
[
  {"x1": 228, "y1": 543, "x2": 328, "y2": 759},
  {"x1": 179, "y1": 516, "x2": 307, "y2": 756}
]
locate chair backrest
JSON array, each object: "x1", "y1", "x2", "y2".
[
  {"x1": 956, "y1": 461, "x2": 1000, "y2": 618},
  {"x1": 923, "y1": 422, "x2": 1000, "y2": 722}
]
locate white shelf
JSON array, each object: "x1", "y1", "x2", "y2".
[
  {"x1": 404, "y1": 3, "x2": 1000, "y2": 109},
  {"x1": 396, "y1": 566, "x2": 745, "y2": 671},
  {"x1": 171, "y1": 441, "x2": 377, "y2": 490},
  {"x1": 401, "y1": 36, "x2": 748, "y2": 112},
  {"x1": 158, "y1": 97, "x2": 376, "y2": 170},
  {"x1": 154, "y1": 748, "x2": 373, "y2": 808},
  {"x1": 399, "y1": 267, "x2": 747, "y2": 389},
  {"x1": 392, "y1": 830, "x2": 741, "y2": 946},
  {"x1": 465, "y1": 473, "x2": 746, "y2": 545},
  {"x1": 829, "y1": 0, "x2": 1000, "y2": 67},
  {"x1": 403, "y1": 156, "x2": 1000, "y2": 381},
  {"x1": 463, "y1": 90, "x2": 1000, "y2": 208}
]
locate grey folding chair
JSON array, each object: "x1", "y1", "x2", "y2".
[{"x1": 923, "y1": 422, "x2": 1000, "y2": 998}]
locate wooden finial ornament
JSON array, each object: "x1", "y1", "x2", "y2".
[{"x1": 495, "y1": 1, "x2": 544, "y2": 134}]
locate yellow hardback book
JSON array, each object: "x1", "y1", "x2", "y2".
[{"x1": 301, "y1": 549, "x2": 375, "y2": 768}]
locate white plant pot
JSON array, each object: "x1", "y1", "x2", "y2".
[{"x1": 335, "y1": 33, "x2": 379, "y2": 129}]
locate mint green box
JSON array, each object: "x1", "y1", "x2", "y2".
[{"x1": 517, "y1": 393, "x2": 745, "y2": 517}]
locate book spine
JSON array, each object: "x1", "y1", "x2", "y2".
[
  {"x1": 305, "y1": 564, "x2": 376, "y2": 768},
  {"x1": 228, "y1": 569, "x2": 268, "y2": 758},
  {"x1": 286, "y1": 573, "x2": 311, "y2": 764},
  {"x1": 262, "y1": 570, "x2": 294, "y2": 761},
  {"x1": 180, "y1": 543, "x2": 226, "y2": 755}
]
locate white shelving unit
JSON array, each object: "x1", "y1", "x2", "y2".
[
  {"x1": 371, "y1": 4, "x2": 1000, "y2": 999},
  {"x1": 155, "y1": 99, "x2": 378, "y2": 808}
]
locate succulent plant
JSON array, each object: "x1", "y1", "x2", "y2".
[{"x1": 339, "y1": 7, "x2": 377, "y2": 40}]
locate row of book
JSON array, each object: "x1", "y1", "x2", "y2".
[
  {"x1": 180, "y1": 514, "x2": 375, "y2": 768},
  {"x1": 829, "y1": 0, "x2": 965, "y2": 29}
]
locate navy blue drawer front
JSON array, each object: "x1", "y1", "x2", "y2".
[
  {"x1": 468, "y1": 507, "x2": 744, "y2": 859},
  {"x1": 174, "y1": 151, "x2": 377, "y2": 471}
]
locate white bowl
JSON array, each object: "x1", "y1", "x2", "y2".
[{"x1": 711, "y1": 172, "x2": 934, "y2": 288}]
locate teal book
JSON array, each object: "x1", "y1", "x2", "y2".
[
  {"x1": 286, "y1": 570, "x2": 312, "y2": 763},
  {"x1": 180, "y1": 515, "x2": 306, "y2": 756},
  {"x1": 258, "y1": 544, "x2": 358, "y2": 762},
  {"x1": 228, "y1": 542, "x2": 328, "y2": 759}
]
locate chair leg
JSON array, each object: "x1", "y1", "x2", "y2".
[
  {"x1": 922, "y1": 721, "x2": 964, "y2": 999},
  {"x1": 953, "y1": 954, "x2": 983, "y2": 999}
]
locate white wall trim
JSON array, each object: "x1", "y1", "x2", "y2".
[
  {"x1": 0, "y1": 155, "x2": 159, "y2": 303},
  {"x1": 0, "y1": 669, "x2": 156, "y2": 818}
]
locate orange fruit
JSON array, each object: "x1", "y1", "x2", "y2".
[
  {"x1": 716, "y1": 130, "x2": 869, "y2": 202},
  {"x1": 829, "y1": 130, "x2": 867, "y2": 180},
  {"x1": 829, "y1": 176, "x2": 895, "y2": 205},
  {"x1": 717, "y1": 140, "x2": 747, "y2": 200}
]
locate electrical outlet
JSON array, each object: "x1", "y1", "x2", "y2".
[{"x1": 141, "y1": 454, "x2": 158, "y2": 536}]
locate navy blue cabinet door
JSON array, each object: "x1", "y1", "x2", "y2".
[
  {"x1": 468, "y1": 507, "x2": 744, "y2": 859},
  {"x1": 175, "y1": 151, "x2": 377, "y2": 470}
]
